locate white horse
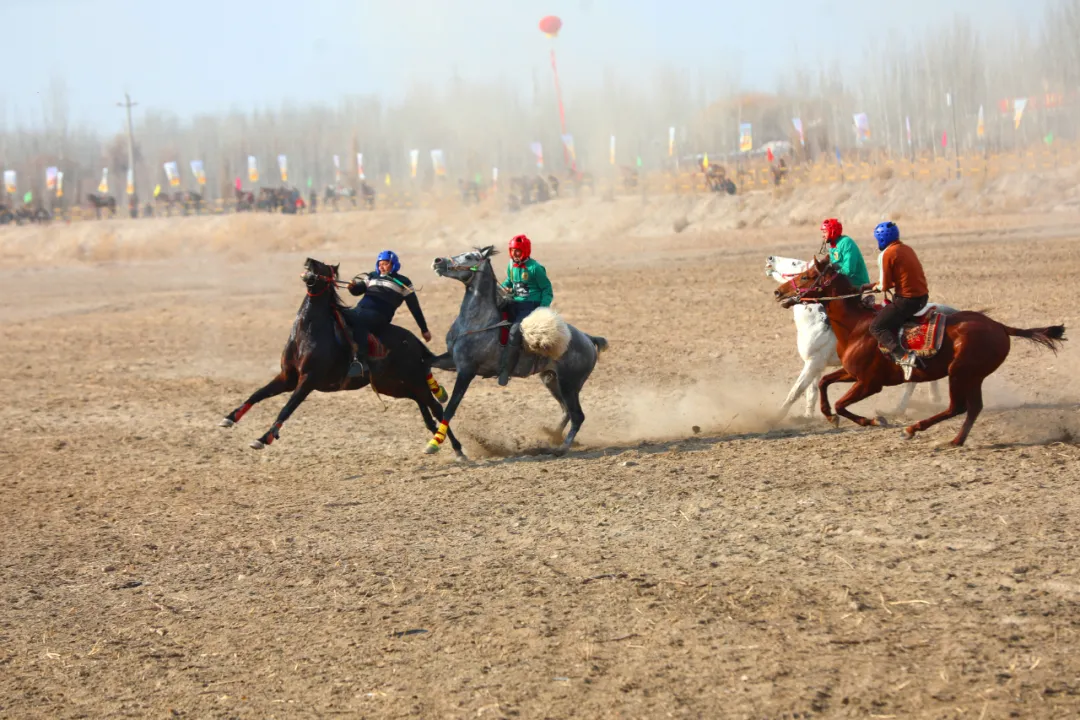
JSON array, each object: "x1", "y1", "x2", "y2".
[{"x1": 766, "y1": 255, "x2": 944, "y2": 419}]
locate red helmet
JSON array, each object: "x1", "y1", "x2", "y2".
[
  {"x1": 509, "y1": 234, "x2": 532, "y2": 261},
  {"x1": 820, "y1": 218, "x2": 843, "y2": 242},
  {"x1": 820, "y1": 218, "x2": 843, "y2": 241}
]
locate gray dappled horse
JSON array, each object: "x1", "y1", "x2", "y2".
[{"x1": 427, "y1": 246, "x2": 608, "y2": 456}]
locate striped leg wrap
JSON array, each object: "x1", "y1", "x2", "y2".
[
  {"x1": 426, "y1": 421, "x2": 449, "y2": 451},
  {"x1": 426, "y1": 373, "x2": 448, "y2": 402}
]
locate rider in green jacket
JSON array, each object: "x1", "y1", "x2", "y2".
[
  {"x1": 498, "y1": 234, "x2": 553, "y2": 386},
  {"x1": 820, "y1": 218, "x2": 870, "y2": 287}
]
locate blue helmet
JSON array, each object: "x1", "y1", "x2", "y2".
[
  {"x1": 375, "y1": 250, "x2": 400, "y2": 274},
  {"x1": 874, "y1": 221, "x2": 900, "y2": 251}
]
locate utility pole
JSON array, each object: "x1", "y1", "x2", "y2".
[{"x1": 117, "y1": 93, "x2": 138, "y2": 217}]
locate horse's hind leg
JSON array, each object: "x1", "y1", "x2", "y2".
[
  {"x1": 251, "y1": 376, "x2": 315, "y2": 450},
  {"x1": 903, "y1": 377, "x2": 968, "y2": 440},
  {"x1": 950, "y1": 381, "x2": 984, "y2": 447},
  {"x1": 895, "y1": 382, "x2": 917, "y2": 415},
  {"x1": 540, "y1": 370, "x2": 570, "y2": 441},
  {"x1": 554, "y1": 376, "x2": 587, "y2": 456},
  {"x1": 220, "y1": 371, "x2": 296, "y2": 427},
  {"x1": 424, "y1": 369, "x2": 475, "y2": 454},
  {"x1": 419, "y1": 395, "x2": 465, "y2": 458}
]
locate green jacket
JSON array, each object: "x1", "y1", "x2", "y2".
[
  {"x1": 829, "y1": 235, "x2": 870, "y2": 287},
  {"x1": 500, "y1": 258, "x2": 553, "y2": 306}
]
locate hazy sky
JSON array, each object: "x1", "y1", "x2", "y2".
[{"x1": 5, "y1": 0, "x2": 1036, "y2": 131}]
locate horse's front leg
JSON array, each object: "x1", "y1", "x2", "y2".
[
  {"x1": 833, "y1": 379, "x2": 888, "y2": 428},
  {"x1": 818, "y1": 368, "x2": 855, "y2": 426},
  {"x1": 424, "y1": 367, "x2": 475, "y2": 455},
  {"x1": 220, "y1": 371, "x2": 296, "y2": 427},
  {"x1": 250, "y1": 375, "x2": 316, "y2": 450},
  {"x1": 777, "y1": 353, "x2": 827, "y2": 421}
]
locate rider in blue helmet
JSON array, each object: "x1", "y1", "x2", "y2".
[
  {"x1": 345, "y1": 250, "x2": 431, "y2": 377},
  {"x1": 862, "y1": 221, "x2": 930, "y2": 378}
]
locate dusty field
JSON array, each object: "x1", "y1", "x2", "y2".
[{"x1": 2, "y1": 199, "x2": 1080, "y2": 718}]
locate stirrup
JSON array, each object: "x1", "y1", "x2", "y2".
[
  {"x1": 895, "y1": 352, "x2": 917, "y2": 381},
  {"x1": 348, "y1": 358, "x2": 368, "y2": 378}
]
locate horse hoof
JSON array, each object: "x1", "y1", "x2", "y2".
[
  {"x1": 249, "y1": 439, "x2": 265, "y2": 450},
  {"x1": 423, "y1": 441, "x2": 441, "y2": 455},
  {"x1": 454, "y1": 452, "x2": 469, "y2": 463},
  {"x1": 874, "y1": 416, "x2": 889, "y2": 428},
  {"x1": 219, "y1": 418, "x2": 235, "y2": 428},
  {"x1": 826, "y1": 415, "x2": 839, "y2": 428},
  {"x1": 902, "y1": 427, "x2": 916, "y2": 440},
  {"x1": 552, "y1": 445, "x2": 569, "y2": 457}
]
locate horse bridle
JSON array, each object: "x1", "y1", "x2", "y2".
[{"x1": 303, "y1": 266, "x2": 349, "y2": 297}]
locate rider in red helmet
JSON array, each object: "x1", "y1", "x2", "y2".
[
  {"x1": 498, "y1": 234, "x2": 554, "y2": 386},
  {"x1": 820, "y1": 218, "x2": 870, "y2": 287}
]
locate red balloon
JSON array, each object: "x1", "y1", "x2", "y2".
[{"x1": 538, "y1": 15, "x2": 562, "y2": 37}]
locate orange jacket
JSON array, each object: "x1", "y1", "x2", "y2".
[{"x1": 877, "y1": 241, "x2": 928, "y2": 298}]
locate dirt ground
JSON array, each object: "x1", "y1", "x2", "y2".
[{"x1": 2, "y1": 203, "x2": 1080, "y2": 719}]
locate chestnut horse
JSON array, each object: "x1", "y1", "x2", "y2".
[{"x1": 774, "y1": 257, "x2": 1065, "y2": 446}]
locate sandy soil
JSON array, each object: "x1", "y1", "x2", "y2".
[{"x1": 2, "y1": 192, "x2": 1080, "y2": 718}]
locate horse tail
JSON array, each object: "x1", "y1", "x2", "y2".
[
  {"x1": 589, "y1": 335, "x2": 609, "y2": 355},
  {"x1": 1003, "y1": 324, "x2": 1066, "y2": 353}
]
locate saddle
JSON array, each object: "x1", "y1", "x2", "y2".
[{"x1": 874, "y1": 304, "x2": 948, "y2": 360}]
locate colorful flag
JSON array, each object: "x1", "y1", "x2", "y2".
[
  {"x1": 834, "y1": 147, "x2": 842, "y2": 166},
  {"x1": 702, "y1": 153, "x2": 709, "y2": 169},
  {"x1": 1045, "y1": 132, "x2": 1055, "y2": 146},
  {"x1": 792, "y1": 118, "x2": 804, "y2": 146},
  {"x1": 853, "y1": 113, "x2": 871, "y2": 142},
  {"x1": 561, "y1": 134, "x2": 576, "y2": 163},
  {"x1": 409, "y1": 149, "x2": 419, "y2": 178},
  {"x1": 530, "y1": 142, "x2": 544, "y2": 169},
  {"x1": 126, "y1": 168, "x2": 134, "y2": 195},
  {"x1": 4, "y1": 170, "x2": 16, "y2": 195},
  {"x1": 430, "y1": 149, "x2": 446, "y2": 176},
  {"x1": 941, "y1": 131, "x2": 948, "y2": 149},
  {"x1": 333, "y1": 154, "x2": 341, "y2": 182},
  {"x1": 384, "y1": 173, "x2": 391, "y2": 187},
  {"x1": 56, "y1": 171, "x2": 64, "y2": 198},
  {"x1": 154, "y1": 184, "x2": 162, "y2": 198},
  {"x1": 278, "y1": 154, "x2": 288, "y2": 183},
  {"x1": 234, "y1": 177, "x2": 242, "y2": 191},
  {"x1": 23, "y1": 191, "x2": 32, "y2": 204},
  {"x1": 977, "y1": 105, "x2": 985, "y2": 139},
  {"x1": 247, "y1": 156, "x2": 259, "y2": 183},
  {"x1": 609, "y1": 135, "x2": 616, "y2": 165},
  {"x1": 98, "y1": 168, "x2": 109, "y2": 194},
  {"x1": 905, "y1": 116, "x2": 912, "y2": 146},
  {"x1": 668, "y1": 127, "x2": 675, "y2": 156},
  {"x1": 766, "y1": 147, "x2": 775, "y2": 163},
  {"x1": 45, "y1": 167, "x2": 58, "y2": 191},
  {"x1": 164, "y1": 161, "x2": 180, "y2": 187},
  {"x1": 356, "y1": 152, "x2": 365, "y2": 180},
  {"x1": 190, "y1": 160, "x2": 206, "y2": 185},
  {"x1": 738, "y1": 123, "x2": 752, "y2": 153},
  {"x1": 1014, "y1": 98, "x2": 1027, "y2": 129}
]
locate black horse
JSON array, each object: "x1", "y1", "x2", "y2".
[
  {"x1": 86, "y1": 193, "x2": 117, "y2": 219},
  {"x1": 219, "y1": 258, "x2": 463, "y2": 456}
]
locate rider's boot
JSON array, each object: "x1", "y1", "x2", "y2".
[{"x1": 498, "y1": 326, "x2": 523, "y2": 387}]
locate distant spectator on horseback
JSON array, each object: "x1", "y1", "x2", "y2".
[
  {"x1": 346, "y1": 250, "x2": 431, "y2": 378},
  {"x1": 864, "y1": 221, "x2": 929, "y2": 374},
  {"x1": 498, "y1": 234, "x2": 554, "y2": 386},
  {"x1": 820, "y1": 218, "x2": 869, "y2": 287}
]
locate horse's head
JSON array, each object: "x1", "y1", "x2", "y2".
[
  {"x1": 302, "y1": 257, "x2": 340, "y2": 295},
  {"x1": 432, "y1": 246, "x2": 498, "y2": 284},
  {"x1": 774, "y1": 256, "x2": 845, "y2": 308},
  {"x1": 764, "y1": 255, "x2": 812, "y2": 283}
]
